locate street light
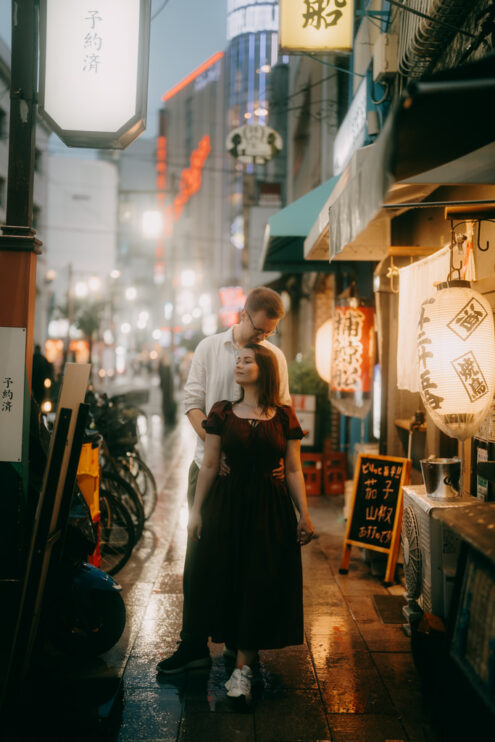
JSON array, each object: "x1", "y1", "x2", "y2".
[{"x1": 142, "y1": 210, "x2": 163, "y2": 239}]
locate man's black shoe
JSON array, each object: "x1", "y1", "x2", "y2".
[{"x1": 156, "y1": 642, "x2": 211, "y2": 675}]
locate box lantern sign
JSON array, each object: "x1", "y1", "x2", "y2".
[
  {"x1": 226, "y1": 124, "x2": 283, "y2": 164},
  {"x1": 416, "y1": 281, "x2": 495, "y2": 441},
  {"x1": 330, "y1": 303, "x2": 375, "y2": 419},
  {"x1": 279, "y1": 0, "x2": 354, "y2": 52},
  {"x1": 39, "y1": 0, "x2": 151, "y2": 149}
]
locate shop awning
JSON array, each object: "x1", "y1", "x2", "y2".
[
  {"x1": 306, "y1": 54, "x2": 495, "y2": 263},
  {"x1": 260, "y1": 176, "x2": 339, "y2": 272}
]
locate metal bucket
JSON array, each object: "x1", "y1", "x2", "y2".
[{"x1": 420, "y1": 457, "x2": 461, "y2": 499}]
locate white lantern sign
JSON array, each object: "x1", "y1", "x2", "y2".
[
  {"x1": 279, "y1": 0, "x2": 354, "y2": 52},
  {"x1": 39, "y1": 0, "x2": 151, "y2": 149},
  {"x1": 416, "y1": 281, "x2": 495, "y2": 440}
]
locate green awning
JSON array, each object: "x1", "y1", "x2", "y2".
[{"x1": 260, "y1": 176, "x2": 340, "y2": 272}]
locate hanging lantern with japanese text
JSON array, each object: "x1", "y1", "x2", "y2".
[
  {"x1": 416, "y1": 281, "x2": 495, "y2": 440},
  {"x1": 330, "y1": 302, "x2": 375, "y2": 418}
]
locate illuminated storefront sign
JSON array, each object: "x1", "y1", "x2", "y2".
[
  {"x1": 219, "y1": 286, "x2": 247, "y2": 328},
  {"x1": 39, "y1": 0, "x2": 151, "y2": 149},
  {"x1": 330, "y1": 303, "x2": 375, "y2": 419},
  {"x1": 279, "y1": 0, "x2": 354, "y2": 52},
  {"x1": 227, "y1": 0, "x2": 279, "y2": 40},
  {"x1": 333, "y1": 76, "x2": 366, "y2": 174}
]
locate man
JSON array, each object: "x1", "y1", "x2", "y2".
[{"x1": 157, "y1": 286, "x2": 292, "y2": 674}]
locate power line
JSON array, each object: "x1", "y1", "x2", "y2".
[{"x1": 151, "y1": 0, "x2": 171, "y2": 22}]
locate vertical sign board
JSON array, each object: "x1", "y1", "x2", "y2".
[
  {"x1": 340, "y1": 454, "x2": 411, "y2": 584},
  {"x1": 0, "y1": 327, "x2": 26, "y2": 462},
  {"x1": 42, "y1": 363, "x2": 91, "y2": 532}
]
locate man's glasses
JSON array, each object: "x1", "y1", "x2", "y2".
[{"x1": 245, "y1": 309, "x2": 278, "y2": 338}]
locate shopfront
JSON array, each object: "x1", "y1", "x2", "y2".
[{"x1": 302, "y1": 54, "x2": 495, "y2": 714}]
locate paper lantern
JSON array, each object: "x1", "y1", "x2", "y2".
[
  {"x1": 315, "y1": 319, "x2": 333, "y2": 383},
  {"x1": 416, "y1": 280, "x2": 495, "y2": 440},
  {"x1": 330, "y1": 303, "x2": 375, "y2": 419}
]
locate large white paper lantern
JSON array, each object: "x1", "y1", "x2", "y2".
[
  {"x1": 315, "y1": 319, "x2": 333, "y2": 383},
  {"x1": 416, "y1": 280, "x2": 495, "y2": 440}
]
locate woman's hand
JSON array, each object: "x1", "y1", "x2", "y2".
[
  {"x1": 188, "y1": 508, "x2": 203, "y2": 541},
  {"x1": 297, "y1": 513, "x2": 314, "y2": 546}
]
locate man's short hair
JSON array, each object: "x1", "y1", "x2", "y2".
[{"x1": 245, "y1": 287, "x2": 285, "y2": 320}]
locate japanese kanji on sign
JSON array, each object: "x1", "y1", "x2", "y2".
[
  {"x1": 279, "y1": 0, "x2": 354, "y2": 52},
  {"x1": 340, "y1": 454, "x2": 411, "y2": 585},
  {"x1": 0, "y1": 327, "x2": 26, "y2": 463},
  {"x1": 330, "y1": 302, "x2": 375, "y2": 419},
  {"x1": 38, "y1": 0, "x2": 151, "y2": 148},
  {"x1": 416, "y1": 281, "x2": 495, "y2": 440}
]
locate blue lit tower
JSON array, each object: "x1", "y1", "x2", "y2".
[{"x1": 224, "y1": 1, "x2": 289, "y2": 282}]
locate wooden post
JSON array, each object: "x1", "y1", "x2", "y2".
[{"x1": 0, "y1": 0, "x2": 41, "y2": 711}]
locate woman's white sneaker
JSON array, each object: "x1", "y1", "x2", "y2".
[{"x1": 225, "y1": 665, "x2": 253, "y2": 699}]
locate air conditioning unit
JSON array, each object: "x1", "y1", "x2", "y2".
[
  {"x1": 373, "y1": 33, "x2": 398, "y2": 82},
  {"x1": 401, "y1": 485, "x2": 473, "y2": 634}
]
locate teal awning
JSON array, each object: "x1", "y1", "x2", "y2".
[{"x1": 260, "y1": 176, "x2": 340, "y2": 272}]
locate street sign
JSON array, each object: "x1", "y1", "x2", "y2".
[
  {"x1": 0, "y1": 327, "x2": 26, "y2": 463},
  {"x1": 38, "y1": 0, "x2": 151, "y2": 149}
]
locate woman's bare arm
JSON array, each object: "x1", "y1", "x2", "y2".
[{"x1": 285, "y1": 439, "x2": 314, "y2": 544}]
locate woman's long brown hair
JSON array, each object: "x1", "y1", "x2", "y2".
[{"x1": 236, "y1": 342, "x2": 281, "y2": 414}]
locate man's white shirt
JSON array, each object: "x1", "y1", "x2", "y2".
[{"x1": 183, "y1": 325, "x2": 291, "y2": 468}]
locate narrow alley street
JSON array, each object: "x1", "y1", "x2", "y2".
[{"x1": 22, "y1": 380, "x2": 448, "y2": 742}]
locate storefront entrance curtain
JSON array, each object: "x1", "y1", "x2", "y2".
[{"x1": 327, "y1": 54, "x2": 495, "y2": 262}]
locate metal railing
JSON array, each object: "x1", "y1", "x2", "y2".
[{"x1": 396, "y1": 0, "x2": 473, "y2": 78}]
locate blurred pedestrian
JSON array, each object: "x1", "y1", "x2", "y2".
[
  {"x1": 187, "y1": 343, "x2": 313, "y2": 702},
  {"x1": 32, "y1": 344, "x2": 54, "y2": 405},
  {"x1": 158, "y1": 350, "x2": 177, "y2": 427},
  {"x1": 156, "y1": 286, "x2": 292, "y2": 676}
]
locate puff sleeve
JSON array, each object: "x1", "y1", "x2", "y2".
[
  {"x1": 281, "y1": 405, "x2": 305, "y2": 440},
  {"x1": 201, "y1": 400, "x2": 229, "y2": 435}
]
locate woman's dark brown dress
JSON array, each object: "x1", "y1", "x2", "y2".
[{"x1": 188, "y1": 400, "x2": 305, "y2": 650}]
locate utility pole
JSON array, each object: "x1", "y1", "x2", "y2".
[{"x1": 0, "y1": 0, "x2": 41, "y2": 699}]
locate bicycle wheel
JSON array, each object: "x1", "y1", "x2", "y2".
[
  {"x1": 99, "y1": 490, "x2": 135, "y2": 575},
  {"x1": 101, "y1": 471, "x2": 145, "y2": 542},
  {"x1": 116, "y1": 453, "x2": 157, "y2": 520}
]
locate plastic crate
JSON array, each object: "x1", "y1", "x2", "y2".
[
  {"x1": 301, "y1": 453, "x2": 323, "y2": 496},
  {"x1": 323, "y1": 451, "x2": 346, "y2": 495}
]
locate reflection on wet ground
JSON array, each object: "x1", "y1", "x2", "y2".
[{"x1": 11, "y1": 383, "x2": 484, "y2": 740}]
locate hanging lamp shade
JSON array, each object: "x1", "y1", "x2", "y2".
[
  {"x1": 315, "y1": 319, "x2": 333, "y2": 383},
  {"x1": 416, "y1": 280, "x2": 495, "y2": 440}
]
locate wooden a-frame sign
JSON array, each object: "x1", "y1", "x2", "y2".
[{"x1": 340, "y1": 453, "x2": 411, "y2": 585}]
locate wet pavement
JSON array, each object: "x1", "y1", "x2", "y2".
[{"x1": 12, "y1": 376, "x2": 477, "y2": 740}]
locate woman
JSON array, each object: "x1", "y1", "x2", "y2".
[{"x1": 187, "y1": 343, "x2": 314, "y2": 701}]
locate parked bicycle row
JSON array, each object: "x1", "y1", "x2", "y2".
[{"x1": 80, "y1": 387, "x2": 158, "y2": 575}]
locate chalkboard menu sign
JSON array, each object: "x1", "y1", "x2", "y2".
[{"x1": 340, "y1": 454, "x2": 410, "y2": 585}]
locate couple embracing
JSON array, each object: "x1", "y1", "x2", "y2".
[{"x1": 157, "y1": 287, "x2": 314, "y2": 702}]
